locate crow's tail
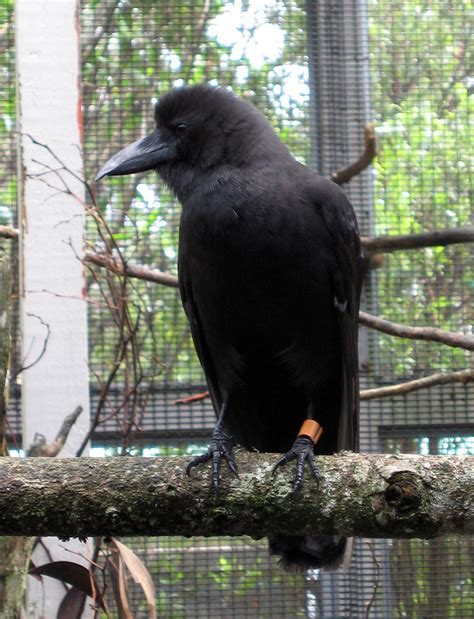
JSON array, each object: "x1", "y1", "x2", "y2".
[{"x1": 268, "y1": 535, "x2": 352, "y2": 572}]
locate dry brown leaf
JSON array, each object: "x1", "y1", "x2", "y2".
[
  {"x1": 30, "y1": 561, "x2": 107, "y2": 611},
  {"x1": 111, "y1": 539, "x2": 156, "y2": 619},
  {"x1": 107, "y1": 548, "x2": 133, "y2": 619}
]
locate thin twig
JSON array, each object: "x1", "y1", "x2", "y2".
[
  {"x1": 84, "y1": 250, "x2": 179, "y2": 288},
  {"x1": 332, "y1": 124, "x2": 377, "y2": 185},
  {"x1": 14, "y1": 313, "x2": 51, "y2": 378},
  {"x1": 3, "y1": 223, "x2": 473, "y2": 257},
  {"x1": 174, "y1": 391, "x2": 209, "y2": 405},
  {"x1": 364, "y1": 541, "x2": 381, "y2": 618},
  {"x1": 25, "y1": 136, "x2": 153, "y2": 459},
  {"x1": 360, "y1": 369, "x2": 474, "y2": 400},
  {"x1": 359, "y1": 311, "x2": 474, "y2": 351},
  {"x1": 84, "y1": 253, "x2": 474, "y2": 355},
  {"x1": 0, "y1": 225, "x2": 18, "y2": 239},
  {"x1": 176, "y1": 369, "x2": 474, "y2": 405}
]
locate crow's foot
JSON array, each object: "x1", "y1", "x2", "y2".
[
  {"x1": 272, "y1": 436, "x2": 320, "y2": 491},
  {"x1": 186, "y1": 428, "x2": 238, "y2": 491}
]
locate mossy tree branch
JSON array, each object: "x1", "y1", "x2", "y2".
[{"x1": 0, "y1": 453, "x2": 472, "y2": 539}]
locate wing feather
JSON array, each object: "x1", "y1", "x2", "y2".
[
  {"x1": 311, "y1": 180, "x2": 363, "y2": 451},
  {"x1": 178, "y1": 267, "x2": 223, "y2": 417}
]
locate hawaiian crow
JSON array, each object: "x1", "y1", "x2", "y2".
[{"x1": 96, "y1": 84, "x2": 363, "y2": 570}]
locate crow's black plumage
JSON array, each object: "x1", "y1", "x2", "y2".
[{"x1": 96, "y1": 84, "x2": 363, "y2": 570}]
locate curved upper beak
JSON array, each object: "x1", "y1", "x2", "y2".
[{"x1": 95, "y1": 130, "x2": 175, "y2": 181}]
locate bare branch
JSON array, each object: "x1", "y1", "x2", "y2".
[
  {"x1": 359, "y1": 311, "x2": 474, "y2": 351},
  {"x1": 24, "y1": 136, "x2": 157, "y2": 459},
  {"x1": 81, "y1": 224, "x2": 473, "y2": 289},
  {"x1": 360, "y1": 369, "x2": 474, "y2": 400},
  {"x1": 176, "y1": 368, "x2": 474, "y2": 406},
  {"x1": 174, "y1": 391, "x2": 209, "y2": 405},
  {"x1": 361, "y1": 227, "x2": 474, "y2": 253},
  {"x1": 26, "y1": 406, "x2": 83, "y2": 457},
  {"x1": 2, "y1": 224, "x2": 473, "y2": 257},
  {"x1": 332, "y1": 124, "x2": 377, "y2": 185},
  {"x1": 84, "y1": 251, "x2": 179, "y2": 288},
  {"x1": 0, "y1": 226, "x2": 18, "y2": 240},
  {"x1": 364, "y1": 541, "x2": 381, "y2": 619},
  {"x1": 85, "y1": 251, "x2": 474, "y2": 355},
  {"x1": 14, "y1": 313, "x2": 51, "y2": 377},
  {"x1": 85, "y1": 256, "x2": 474, "y2": 357}
]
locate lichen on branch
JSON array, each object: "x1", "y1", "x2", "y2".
[{"x1": 0, "y1": 453, "x2": 471, "y2": 540}]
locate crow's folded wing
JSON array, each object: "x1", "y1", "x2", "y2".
[
  {"x1": 177, "y1": 266, "x2": 223, "y2": 418},
  {"x1": 310, "y1": 180, "x2": 364, "y2": 451}
]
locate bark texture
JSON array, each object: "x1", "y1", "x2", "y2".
[{"x1": 0, "y1": 453, "x2": 472, "y2": 539}]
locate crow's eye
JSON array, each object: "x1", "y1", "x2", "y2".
[{"x1": 175, "y1": 123, "x2": 187, "y2": 134}]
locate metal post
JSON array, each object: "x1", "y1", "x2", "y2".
[{"x1": 306, "y1": 1, "x2": 377, "y2": 616}]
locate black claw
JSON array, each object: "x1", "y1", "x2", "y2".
[
  {"x1": 271, "y1": 451, "x2": 294, "y2": 476},
  {"x1": 307, "y1": 454, "x2": 321, "y2": 486},
  {"x1": 186, "y1": 450, "x2": 212, "y2": 476},
  {"x1": 272, "y1": 436, "x2": 320, "y2": 491},
  {"x1": 186, "y1": 429, "x2": 238, "y2": 490},
  {"x1": 225, "y1": 453, "x2": 239, "y2": 477}
]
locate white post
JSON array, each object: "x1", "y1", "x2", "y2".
[{"x1": 16, "y1": 0, "x2": 90, "y2": 616}]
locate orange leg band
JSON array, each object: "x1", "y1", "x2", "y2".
[{"x1": 298, "y1": 419, "x2": 323, "y2": 444}]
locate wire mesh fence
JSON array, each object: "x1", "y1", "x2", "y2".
[
  {"x1": 0, "y1": 0, "x2": 473, "y2": 617},
  {"x1": 0, "y1": 1, "x2": 16, "y2": 238}
]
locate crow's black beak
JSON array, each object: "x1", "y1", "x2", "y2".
[{"x1": 95, "y1": 130, "x2": 175, "y2": 181}]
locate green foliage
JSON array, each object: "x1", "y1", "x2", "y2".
[
  {"x1": 0, "y1": 0, "x2": 16, "y2": 225},
  {"x1": 369, "y1": 0, "x2": 473, "y2": 378},
  {"x1": 390, "y1": 537, "x2": 474, "y2": 618}
]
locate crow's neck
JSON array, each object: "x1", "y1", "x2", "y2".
[{"x1": 159, "y1": 152, "x2": 291, "y2": 205}]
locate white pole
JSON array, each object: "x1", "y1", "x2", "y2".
[{"x1": 16, "y1": 0, "x2": 90, "y2": 616}]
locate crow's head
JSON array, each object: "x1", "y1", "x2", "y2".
[{"x1": 95, "y1": 84, "x2": 286, "y2": 183}]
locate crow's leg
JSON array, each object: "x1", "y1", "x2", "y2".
[
  {"x1": 186, "y1": 399, "x2": 238, "y2": 490},
  {"x1": 272, "y1": 420, "x2": 322, "y2": 491}
]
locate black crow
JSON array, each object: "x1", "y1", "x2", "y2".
[{"x1": 96, "y1": 84, "x2": 363, "y2": 570}]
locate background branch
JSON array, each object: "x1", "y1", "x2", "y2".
[
  {"x1": 0, "y1": 226, "x2": 17, "y2": 240},
  {"x1": 26, "y1": 406, "x2": 83, "y2": 457},
  {"x1": 359, "y1": 311, "x2": 474, "y2": 351},
  {"x1": 360, "y1": 369, "x2": 474, "y2": 400},
  {"x1": 176, "y1": 368, "x2": 474, "y2": 406},
  {"x1": 84, "y1": 250, "x2": 179, "y2": 288},
  {"x1": 84, "y1": 252, "x2": 474, "y2": 355},
  {"x1": 332, "y1": 124, "x2": 377, "y2": 185},
  {"x1": 1, "y1": 225, "x2": 472, "y2": 257},
  {"x1": 361, "y1": 227, "x2": 474, "y2": 253}
]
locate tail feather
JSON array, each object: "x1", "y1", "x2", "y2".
[{"x1": 268, "y1": 535, "x2": 352, "y2": 572}]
